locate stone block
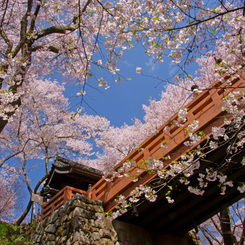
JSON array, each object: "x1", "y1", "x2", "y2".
[
  {"x1": 44, "y1": 224, "x2": 56, "y2": 234},
  {"x1": 47, "y1": 234, "x2": 56, "y2": 241},
  {"x1": 91, "y1": 231, "x2": 100, "y2": 241},
  {"x1": 58, "y1": 205, "x2": 64, "y2": 216},
  {"x1": 47, "y1": 241, "x2": 56, "y2": 245},
  {"x1": 57, "y1": 236, "x2": 67, "y2": 244},
  {"x1": 99, "y1": 238, "x2": 115, "y2": 245},
  {"x1": 50, "y1": 210, "x2": 59, "y2": 224},
  {"x1": 56, "y1": 226, "x2": 64, "y2": 236},
  {"x1": 60, "y1": 213, "x2": 68, "y2": 223}
]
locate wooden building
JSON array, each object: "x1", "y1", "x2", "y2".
[{"x1": 41, "y1": 156, "x2": 103, "y2": 219}]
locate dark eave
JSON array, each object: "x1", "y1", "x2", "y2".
[
  {"x1": 41, "y1": 156, "x2": 103, "y2": 196},
  {"x1": 53, "y1": 156, "x2": 103, "y2": 177}
]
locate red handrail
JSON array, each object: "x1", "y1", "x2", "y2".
[{"x1": 41, "y1": 186, "x2": 87, "y2": 220}]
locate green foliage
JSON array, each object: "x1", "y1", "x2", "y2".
[
  {"x1": 165, "y1": 185, "x2": 173, "y2": 196},
  {"x1": 0, "y1": 221, "x2": 33, "y2": 245}
]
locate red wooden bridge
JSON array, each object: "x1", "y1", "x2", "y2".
[{"x1": 41, "y1": 68, "x2": 245, "y2": 235}]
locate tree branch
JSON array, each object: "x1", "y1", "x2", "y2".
[
  {"x1": 21, "y1": 152, "x2": 32, "y2": 194},
  {"x1": 166, "y1": 6, "x2": 245, "y2": 31},
  {"x1": 0, "y1": 27, "x2": 12, "y2": 54},
  {"x1": 73, "y1": 0, "x2": 92, "y2": 24},
  {"x1": 15, "y1": 173, "x2": 49, "y2": 225},
  {"x1": 31, "y1": 45, "x2": 59, "y2": 53},
  {"x1": 0, "y1": 139, "x2": 30, "y2": 168},
  {"x1": 0, "y1": 0, "x2": 9, "y2": 27},
  {"x1": 28, "y1": 0, "x2": 42, "y2": 34},
  {"x1": 239, "y1": 217, "x2": 245, "y2": 245},
  {"x1": 35, "y1": 26, "x2": 67, "y2": 39},
  {"x1": 220, "y1": 208, "x2": 236, "y2": 245},
  {"x1": 96, "y1": 0, "x2": 113, "y2": 17}
]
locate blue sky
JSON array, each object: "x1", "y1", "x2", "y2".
[{"x1": 66, "y1": 44, "x2": 183, "y2": 127}]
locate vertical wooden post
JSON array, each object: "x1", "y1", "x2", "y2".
[
  {"x1": 87, "y1": 189, "x2": 91, "y2": 199},
  {"x1": 143, "y1": 148, "x2": 150, "y2": 160},
  {"x1": 103, "y1": 182, "x2": 113, "y2": 203},
  {"x1": 64, "y1": 186, "x2": 72, "y2": 202}
]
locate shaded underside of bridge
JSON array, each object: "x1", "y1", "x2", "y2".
[{"x1": 117, "y1": 144, "x2": 245, "y2": 235}]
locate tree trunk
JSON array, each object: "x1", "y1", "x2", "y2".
[
  {"x1": 0, "y1": 119, "x2": 8, "y2": 133},
  {"x1": 220, "y1": 208, "x2": 236, "y2": 245},
  {"x1": 15, "y1": 173, "x2": 49, "y2": 225}
]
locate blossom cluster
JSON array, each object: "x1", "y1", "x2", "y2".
[
  {"x1": 103, "y1": 185, "x2": 157, "y2": 221},
  {"x1": 0, "y1": 164, "x2": 19, "y2": 221}
]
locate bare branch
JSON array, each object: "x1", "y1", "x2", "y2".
[
  {"x1": 0, "y1": 28, "x2": 13, "y2": 55},
  {"x1": 0, "y1": 139, "x2": 30, "y2": 168},
  {"x1": 167, "y1": 6, "x2": 245, "y2": 31},
  {"x1": 21, "y1": 152, "x2": 32, "y2": 194},
  {"x1": 0, "y1": 0, "x2": 9, "y2": 27},
  {"x1": 96, "y1": 0, "x2": 113, "y2": 17},
  {"x1": 28, "y1": 0, "x2": 42, "y2": 33}
]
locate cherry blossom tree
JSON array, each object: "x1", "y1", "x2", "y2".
[
  {"x1": 0, "y1": 164, "x2": 19, "y2": 222},
  {"x1": 90, "y1": 55, "x2": 221, "y2": 176},
  {"x1": 0, "y1": 77, "x2": 110, "y2": 168},
  {"x1": 199, "y1": 199, "x2": 245, "y2": 245},
  {"x1": 1, "y1": 0, "x2": 245, "y2": 133},
  {"x1": 0, "y1": 77, "x2": 109, "y2": 224}
]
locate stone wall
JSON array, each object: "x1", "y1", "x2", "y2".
[
  {"x1": 33, "y1": 193, "x2": 200, "y2": 245},
  {"x1": 33, "y1": 194, "x2": 119, "y2": 245}
]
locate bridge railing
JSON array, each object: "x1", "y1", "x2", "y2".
[
  {"x1": 90, "y1": 68, "x2": 245, "y2": 212},
  {"x1": 41, "y1": 186, "x2": 87, "y2": 220}
]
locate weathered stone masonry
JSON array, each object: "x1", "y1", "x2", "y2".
[{"x1": 33, "y1": 194, "x2": 119, "y2": 245}]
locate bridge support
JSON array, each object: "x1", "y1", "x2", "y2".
[
  {"x1": 113, "y1": 220, "x2": 200, "y2": 245},
  {"x1": 150, "y1": 232, "x2": 200, "y2": 245}
]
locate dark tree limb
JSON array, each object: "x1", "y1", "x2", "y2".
[
  {"x1": 220, "y1": 208, "x2": 237, "y2": 245},
  {"x1": 15, "y1": 173, "x2": 49, "y2": 226},
  {"x1": 239, "y1": 217, "x2": 245, "y2": 245}
]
